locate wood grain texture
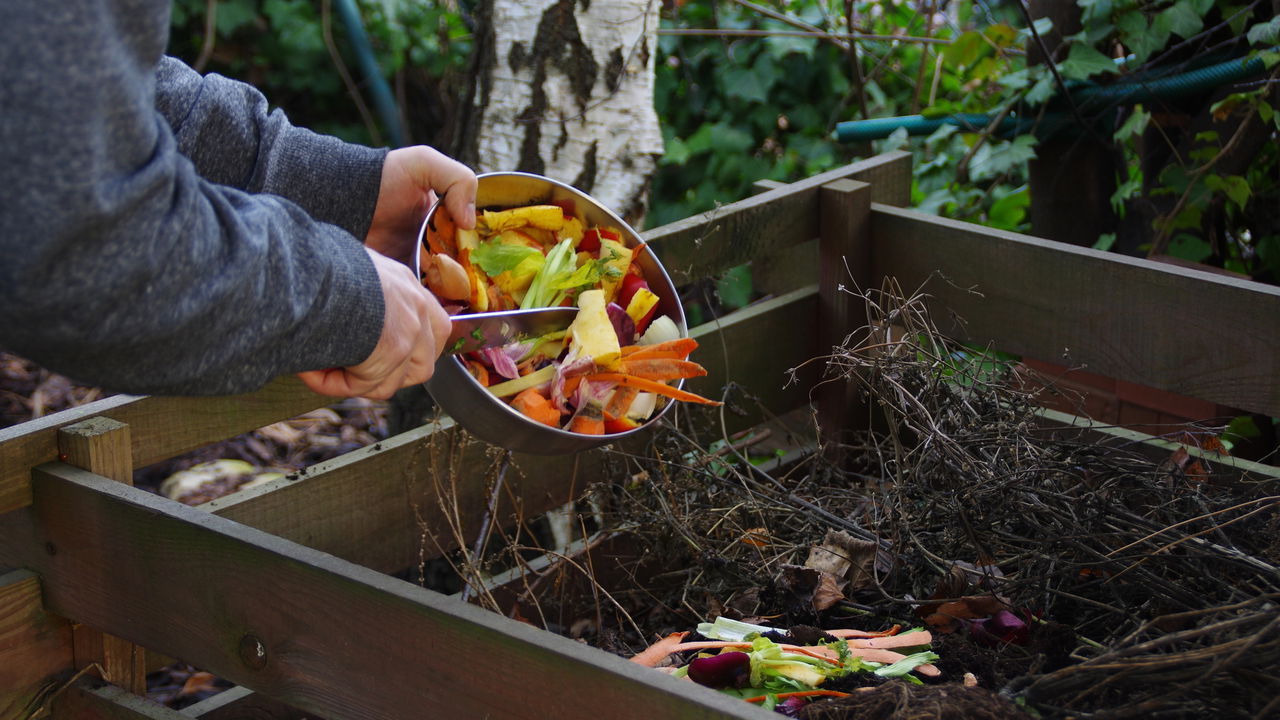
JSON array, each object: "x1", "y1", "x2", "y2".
[
  {"x1": 204, "y1": 418, "x2": 598, "y2": 575},
  {"x1": 646, "y1": 151, "x2": 911, "y2": 285},
  {"x1": 817, "y1": 180, "x2": 872, "y2": 453},
  {"x1": 0, "y1": 569, "x2": 73, "y2": 720},
  {"x1": 49, "y1": 678, "x2": 191, "y2": 720},
  {"x1": 181, "y1": 686, "x2": 308, "y2": 720},
  {"x1": 204, "y1": 287, "x2": 821, "y2": 576},
  {"x1": 26, "y1": 466, "x2": 772, "y2": 720},
  {"x1": 59, "y1": 418, "x2": 147, "y2": 696},
  {"x1": 0, "y1": 376, "x2": 329, "y2": 515},
  {"x1": 871, "y1": 204, "x2": 1280, "y2": 418},
  {"x1": 684, "y1": 285, "x2": 822, "y2": 427}
]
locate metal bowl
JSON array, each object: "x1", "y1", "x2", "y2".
[{"x1": 415, "y1": 172, "x2": 687, "y2": 455}]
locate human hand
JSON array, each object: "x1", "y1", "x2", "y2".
[
  {"x1": 364, "y1": 145, "x2": 477, "y2": 266},
  {"x1": 297, "y1": 247, "x2": 451, "y2": 399}
]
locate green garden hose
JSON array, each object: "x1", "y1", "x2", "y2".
[
  {"x1": 334, "y1": 0, "x2": 405, "y2": 147},
  {"x1": 834, "y1": 50, "x2": 1273, "y2": 143}
]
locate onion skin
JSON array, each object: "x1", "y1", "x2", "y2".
[{"x1": 423, "y1": 253, "x2": 472, "y2": 301}]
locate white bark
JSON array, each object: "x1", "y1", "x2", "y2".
[{"x1": 471, "y1": 0, "x2": 663, "y2": 220}]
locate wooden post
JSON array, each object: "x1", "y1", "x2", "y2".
[
  {"x1": 57, "y1": 417, "x2": 148, "y2": 696},
  {"x1": 817, "y1": 179, "x2": 872, "y2": 458},
  {"x1": 1026, "y1": 0, "x2": 1116, "y2": 247}
]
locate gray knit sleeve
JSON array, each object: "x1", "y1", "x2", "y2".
[
  {"x1": 154, "y1": 56, "x2": 387, "y2": 241},
  {"x1": 0, "y1": 1, "x2": 384, "y2": 396}
]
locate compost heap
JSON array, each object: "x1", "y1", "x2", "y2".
[{"x1": 449, "y1": 278, "x2": 1278, "y2": 720}]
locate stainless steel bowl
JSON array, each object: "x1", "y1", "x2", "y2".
[{"x1": 415, "y1": 172, "x2": 687, "y2": 455}]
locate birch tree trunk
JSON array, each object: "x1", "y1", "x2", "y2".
[{"x1": 456, "y1": 0, "x2": 663, "y2": 223}]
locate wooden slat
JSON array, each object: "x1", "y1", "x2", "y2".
[
  {"x1": 871, "y1": 204, "x2": 1280, "y2": 418},
  {"x1": 22, "y1": 465, "x2": 772, "y2": 720},
  {"x1": 1036, "y1": 408, "x2": 1280, "y2": 480},
  {"x1": 181, "y1": 686, "x2": 307, "y2": 720},
  {"x1": 202, "y1": 286, "x2": 820, "y2": 574},
  {"x1": 0, "y1": 376, "x2": 328, "y2": 515},
  {"x1": 646, "y1": 151, "x2": 911, "y2": 284},
  {"x1": 60, "y1": 418, "x2": 147, "y2": 695},
  {"x1": 0, "y1": 569, "x2": 73, "y2": 719},
  {"x1": 49, "y1": 678, "x2": 191, "y2": 720},
  {"x1": 684, "y1": 284, "x2": 822, "y2": 424}
]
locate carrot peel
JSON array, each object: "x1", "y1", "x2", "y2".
[{"x1": 584, "y1": 373, "x2": 721, "y2": 406}]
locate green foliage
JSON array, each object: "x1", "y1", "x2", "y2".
[
  {"x1": 166, "y1": 0, "x2": 1279, "y2": 285},
  {"x1": 167, "y1": 0, "x2": 469, "y2": 146}
]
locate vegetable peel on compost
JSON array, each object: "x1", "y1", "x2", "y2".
[{"x1": 629, "y1": 616, "x2": 940, "y2": 713}]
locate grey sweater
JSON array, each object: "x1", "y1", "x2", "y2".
[{"x1": 0, "y1": 1, "x2": 388, "y2": 396}]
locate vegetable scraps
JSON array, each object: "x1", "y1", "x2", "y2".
[
  {"x1": 631, "y1": 616, "x2": 940, "y2": 713},
  {"x1": 420, "y1": 199, "x2": 721, "y2": 434}
]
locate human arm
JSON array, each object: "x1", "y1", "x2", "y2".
[
  {"x1": 0, "y1": 1, "x2": 384, "y2": 396},
  {"x1": 153, "y1": 55, "x2": 387, "y2": 241}
]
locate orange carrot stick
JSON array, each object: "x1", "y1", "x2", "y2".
[
  {"x1": 629, "y1": 631, "x2": 689, "y2": 666},
  {"x1": 511, "y1": 388, "x2": 561, "y2": 427},
  {"x1": 585, "y1": 373, "x2": 721, "y2": 406},
  {"x1": 466, "y1": 360, "x2": 490, "y2": 387},
  {"x1": 426, "y1": 206, "x2": 457, "y2": 256},
  {"x1": 743, "y1": 690, "x2": 851, "y2": 704},
  {"x1": 567, "y1": 401, "x2": 605, "y2": 435},
  {"x1": 621, "y1": 337, "x2": 698, "y2": 360},
  {"x1": 847, "y1": 630, "x2": 932, "y2": 649},
  {"x1": 827, "y1": 625, "x2": 901, "y2": 639},
  {"x1": 618, "y1": 358, "x2": 708, "y2": 381},
  {"x1": 656, "y1": 641, "x2": 842, "y2": 666},
  {"x1": 604, "y1": 386, "x2": 639, "y2": 421}
]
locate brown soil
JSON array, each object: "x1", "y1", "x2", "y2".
[{"x1": 798, "y1": 681, "x2": 1030, "y2": 720}]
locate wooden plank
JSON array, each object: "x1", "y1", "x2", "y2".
[
  {"x1": 49, "y1": 678, "x2": 191, "y2": 720},
  {"x1": 646, "y1": 151, "x2": 911, "y2": 285},
  {"x1": 202, "y1": 287, "x2": 821, "y2": 575},
  {"x1": 684, "y1": 285, "x2": 822, "y2": 426},
  {"x1": 871, "y1": 204, "x2": 1280, "y2": 419},
  {"x1": 0, "y1": 376, "x2": 328, "y2": 515},
  {"x1": 22, "y1": 465, "x2": 772, "y2": 720},
  {"x1": 181, "y1": 686, "x2": 308, "y2": 720},
  {"x1": 1036, "y1": 408, "x2": 1280, "y2": 481},
  {"x1": 0, "y1": 569, "x2": 73, "y2": 720},
  {"x1": 59, "y1": 418, "x2": 148, "y2": 696},
  {"x1": 817, "y1": 180, "x2": 872, "y2": 455}
]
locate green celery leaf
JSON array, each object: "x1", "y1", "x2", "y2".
[
  {"x1": 873, "y1": 651, "x2": 941, "y2": 677},
  {"x1": 470, "y1": 241, "x2": 543, "y2": 278}
]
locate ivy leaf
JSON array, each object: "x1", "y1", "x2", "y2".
[
  {"x1": 944, "y1": 31, "x2": 987, "y2": 69},
  {"x1": 1018, "y1": 16, "x2": 1054, "y2": 40},
  {"x1": 1204, "y1": 174, "x2": 1251, "y2": 208},
  {"x1": 1059, "y1": 43, "x2": 1120, "y2": 81},
  {"x1": 970, "y1": 135, "x2": 1038, "y2": 181},
  {"x1": 215, "y1": 0, "x2": 259, "y2": 36},
  {"x1": 1093, "y1": 233, "x2": 1117, "y2": 251},
  {"x1": 1113, "y1": 105, "x2": 1150, "y2": 142},
  {"x1": 1158, "y1": 1, "x2": 1205, "y2": 40},
  {"x1": 1025, "y1": 73, "x2": 1055, "y2": 105},
  {"x1": 987, "y1": 186, "x2": 1029, "y2": 230},
  {"x1": 1247, "y1": 16, "x2": 1280, "y2": 46},
  {"x1": 1167, "y1": 232, "x2": 1210, "y2": 261},
  {"x1": 1117, "y1": 11, "x2": 1167, "y2": 63},
  {"x1": 723, "y1": 66, "x2": 769, "y2": 104}
]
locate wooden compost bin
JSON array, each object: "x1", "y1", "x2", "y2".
[{"x1": 2, "y1": 151, "x2": 1278, "y2": 720}]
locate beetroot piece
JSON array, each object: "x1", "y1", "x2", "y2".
[
  {"x1": 776, "y1": 696, "x2": 809, "y2": 716},
  {"x1": 606, "y1": 302, "x2": 637, "y2": 345},
  {"x1": 970, "y1": 609, "x2": 1030, "y2": 646},
  {"x1": 687, "y1": 651, "x2": 750, "y2": 688}
]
